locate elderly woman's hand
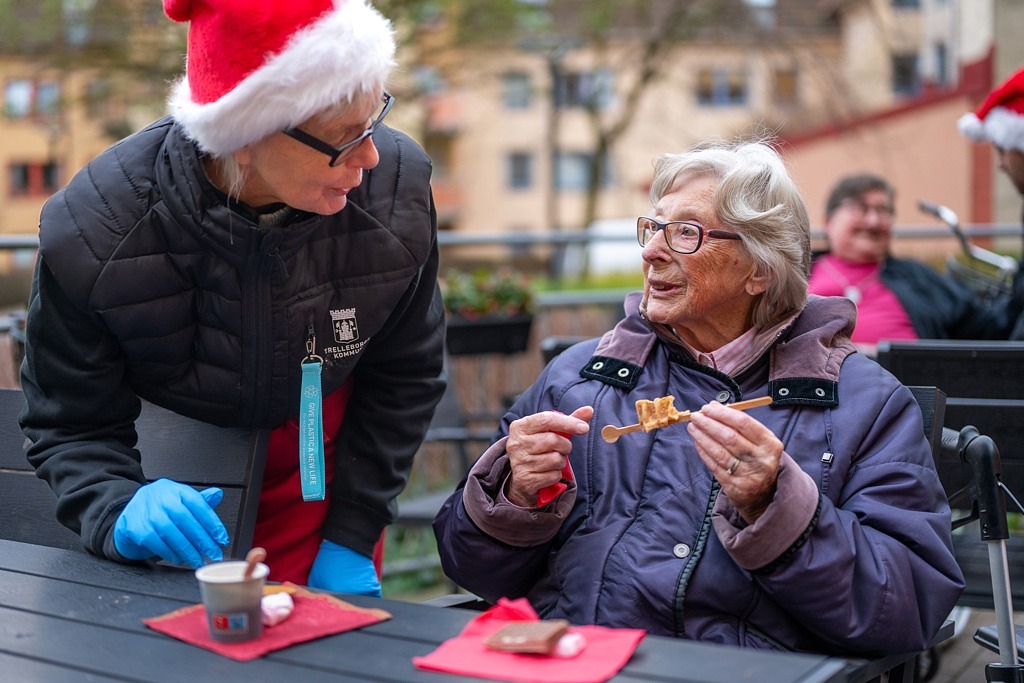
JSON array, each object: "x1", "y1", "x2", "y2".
[
  {"x1": 505, "y1": 406, "x2": 594, "y2": 508},
  {"x1": 687, "y1": 400, "x2": 783, "y2": 524}
]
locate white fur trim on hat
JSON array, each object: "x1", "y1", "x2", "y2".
[
  {"x1": 169, "y1": 0, "x2": 395, "y2": 155},
  {"x1": 958, "y1": 107, "x2": 1024, "y2": 153},
  {"x1": 957, "y1": 112, "x2": 985, "y2": 142}
]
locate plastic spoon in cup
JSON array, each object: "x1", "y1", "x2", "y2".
[{"x1": 243, "y1": 546, "x2": 266, "y2": 579}]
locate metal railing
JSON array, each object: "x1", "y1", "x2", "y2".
[
  {"x1": 435, "y1": 223, "x2": 1023, "y2": 247},
  {"x1": 4, "y1": 221, "x2": 1019, "y2": 251}
]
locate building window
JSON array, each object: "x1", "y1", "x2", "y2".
[
  {"x1": 772, "y1": 68, "x2": 798, "y2": 105},
  {"x1": 3, "y1": 80, "x2": 33, "y2": 118},
  {"x1": 891, "y1": 54, "x2": 919, "y2": 96},
  {"x1": 555, "y1": 151, "x2": 613, "y2": 191},
  {"x1": 36, "y1": 81, "x2": 60, "y2": 115},
  {"x1": 554, "y1": 69, "x2": 613, "y2": 109},
  {"x1": 3, "y1": 79, "x2": 61, "y2": 119},
  {"x1": 507, "y1": 152, "x2": 532, "y2": 189},
  {"x1": 9, "y1": 165, "x2": 29, "y2": 194},
  {"x1": 41, "y1": 162, "x2": 59, "y2": 190},
  {"x1": 744, "y1": 0, "x2": 776, "y2": 29},
  {"x1": 934, "y1": 43, "x2": 948, "y2": 86},
  {"x1": 63, "y1": 0, "x2": 93, "y2": 46},
  {"x1": 696, "y1": 68, "x2": 748, "y2": 106},
  {"x1": 413, "y1": 66, "x2": 445, "y2": 96},
  {"x1": 9, "y1": 162, "x2": 60, "y2": 197},
  {"x1": 503, "y1": 72, "x2": 532, "y2": 109}
]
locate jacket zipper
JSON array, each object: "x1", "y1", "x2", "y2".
[{"x1": 242, "y1": 232, "x2": 276, "y2": 424}]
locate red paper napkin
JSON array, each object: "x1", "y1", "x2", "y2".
[
  {"x1": 144, "y1": 585, "x2": 390, "y2": 661},
  {"x1": 536, "y1": 424, "x2": 573, "y2": 507},
  {"x1": 413, "y1": 598, "x2": 645, "y2": 683}
]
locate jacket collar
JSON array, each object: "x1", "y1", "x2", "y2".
[
  {"x1": 581, "y1": 291, "x2": 857, "y2": 407},
  {"x1": 157, "y1": 120, "x2": 326, "y2": 259}
]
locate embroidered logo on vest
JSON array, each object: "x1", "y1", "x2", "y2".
[
  {"x1": 331, "y1": 308, "x2": 359, "y2": 343},
  {"x1": 322, "y1": 308, "x2": 369, "y2": 361}
]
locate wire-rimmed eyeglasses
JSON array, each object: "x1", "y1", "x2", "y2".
[
  {"x1": 282, "y1": 92, "x2": 394, "y2": 167},
  {"x1": 637, "y1": 216, "x2": 743, "y2": 254}
]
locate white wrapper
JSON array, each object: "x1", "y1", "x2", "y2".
[
  {"x1": 553, "y1": 631, "x2": 587, "y2": 658},
  {"x1": 260, "y1": 592, "x2": 295, "y2": 627}
]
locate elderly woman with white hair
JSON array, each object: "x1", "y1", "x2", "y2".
[
  {"x1": 21, "y1": 0, "x2": 444, "y2": 596},
  {"x1": 434, "y1": 139, "x2": 963, "y2": 655}
]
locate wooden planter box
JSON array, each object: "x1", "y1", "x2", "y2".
[{"x1": 445, "y1": 313, "x2": 533, "y2": 356}]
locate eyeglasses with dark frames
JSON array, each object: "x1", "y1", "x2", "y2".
[
  {"x1": 837, "y1": 197, "x2": 894, "y2": 219},
  {"x1": 282, "y1": 92, "x2": 394, "y2": 167},
  {"x1": 637, "y1": 216, "x2": 742, "y2": 254}
]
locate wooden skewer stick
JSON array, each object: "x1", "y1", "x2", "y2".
[{"x1": 600, "y1": 395, "x2": 773, "y2": 444}]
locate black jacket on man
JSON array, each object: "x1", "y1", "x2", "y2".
[
  {"x1": 812, "y1": 252, "x2": 1018, "y2": 340},
  {"x1": 879, "y1": 256, "x2": 1016, "y2": 339},
  {"x1": 20, "y1": 117, "x2": 445, "y2": 561}
]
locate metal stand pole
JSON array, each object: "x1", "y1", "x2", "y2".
[
  {"x1": 984, "y1": 538, "x2": 1023, "y2": 681},
  {"x1": 947, "y1": 426, "x2": 1024, "y2": 682},
  {"x1": 988, "y1": 540, "x2": 1019, "y2": 667}
]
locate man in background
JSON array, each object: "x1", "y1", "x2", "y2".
[{"x1": 808, "y1": 173, "x2": 1010, "y2": 352}]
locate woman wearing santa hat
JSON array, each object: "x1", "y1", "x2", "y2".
[
  {"x1": 19, "y1": 0, "x2": 445, "y2": 596},
  {"x1": 959, "y1": 64, "x2": 1024, "y2": 339}
]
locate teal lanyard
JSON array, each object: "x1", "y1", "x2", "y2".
[{"x1": 299, "y1": 328, "x2": 326, "y2": 502}]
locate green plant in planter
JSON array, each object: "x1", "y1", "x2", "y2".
[
  {"x1": 441, "y1": 268, "x2": 534, "y2": 319},
  {"x1": 441, "y1": 268, "x2": 535, "y2": 355}
]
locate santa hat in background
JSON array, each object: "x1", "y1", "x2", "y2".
[
  {"x1": 164, "y1": 0, "x2": 395, "y2": 155},
  {"x1": 958, "y1": 66, "x2": 1024, "y2": 154}
]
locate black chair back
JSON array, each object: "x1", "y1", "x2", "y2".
[
  {"x1": 901, "y1": 380, "x2": 1024, "y2": 611},
  {"x1": 878, "y1": 340, "x2": 1024, "y2": 494},
  {"x1": 0, "y1": 388, "x2": 269, "y2": 560},
  {"x1": 395, "y1": 363, "x2": 494, "y2": 529}
]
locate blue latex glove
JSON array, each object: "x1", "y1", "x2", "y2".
[
  {"x1": 307, "y1": 540, "x2": 382, "y2": 596},
  {"x1": 113, "y1": 478, "x2": 229, "y2": 569}
]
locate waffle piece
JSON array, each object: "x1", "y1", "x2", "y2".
[{"x1": 635, "y1": 395, "x2": 682, "y2": 432}]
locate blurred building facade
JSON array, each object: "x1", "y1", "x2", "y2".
[
  {"x1": 0, "y1": 0, "x2": 1020, "y2": 252},
  {"x1": 0, "y1": 0, "x2": 179, "y2": 236},
  {"x1": 416, "y1": 0, "x2": 845, "y2": 238},
  {"x1": 783, "y1": 0, "x2": 1024, "y2": 258},
  {"x1": 0, "y1": 61, "x2": 126, "y2": 235},
  {"x1": 410, "y1": 0, "x2": 1023, "y2": 258}
]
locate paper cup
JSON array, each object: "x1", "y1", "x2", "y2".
[{"x1": 195, "y1": 560, "x2": 269, "y2": 642}]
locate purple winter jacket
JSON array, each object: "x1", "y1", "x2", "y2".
[{"x1": 433, "y1": 294, "x2": 964, "y2": 656}]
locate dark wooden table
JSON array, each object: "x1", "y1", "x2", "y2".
[{"x1": 0, "y1": 539, "x2": 853, "y2": 682}]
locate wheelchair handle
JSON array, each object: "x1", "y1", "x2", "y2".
[{"x1": 919, "y1": 199, "x2": 1019, "y2": 277}]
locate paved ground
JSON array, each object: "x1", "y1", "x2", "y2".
[{"x1": 928, "y1": 608, "x2": 1010, "y2": 682}]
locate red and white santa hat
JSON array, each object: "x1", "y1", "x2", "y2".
[
  {"x1": 164, "y1": 0, "x2": 395, "y2": 155},
  {"x1": 958, "y1": 65, "x2": 1024, "y2": 153}
]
